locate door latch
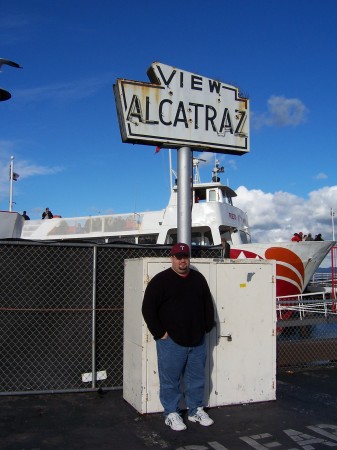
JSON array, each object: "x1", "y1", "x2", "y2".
[{"x1": 220, "y1": 333, "x2": 232, "y2": 341}]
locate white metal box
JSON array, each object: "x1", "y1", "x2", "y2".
[{"x1": 124, "y1": 258, "x2": 276, "y2": 414}]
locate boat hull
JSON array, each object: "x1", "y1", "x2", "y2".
[
  {"x1": 0, "y1": 211, "x2": 25, "y2": 239},
  {"x1": 230, "y1": 241, "x2": 335, "y2": 297}
]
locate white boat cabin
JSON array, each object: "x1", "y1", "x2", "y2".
[{"x1": 21, "y1": 181, "x2": 251, "y2": 247}]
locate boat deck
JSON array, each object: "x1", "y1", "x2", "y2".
[{"x1": 1, "y1": 367, "x2": 337, "y2": 449}]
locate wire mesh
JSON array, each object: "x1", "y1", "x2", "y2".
[
  {"x1": 0, "y1": 241, "x2": 219, "y2": 394},
  {"x1": 1, "y1": 239, "x2": 336, "y2": 394},
  {"x1": 277, "y1": 292, "x2": 337, "y2": 372},
  {"x1": 0, "y1": 243, "x2": 94, "y2": 393}
]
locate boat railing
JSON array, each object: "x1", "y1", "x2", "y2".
[
  {"x1": 308, "y1": 272, "x2": 336, "y2": 287},
  {"x1": 276, "y1": 291, "x2": 337, "y2": 320},
  {"x1": 307, "y1": 246, "x2": 337, "y2": 299}
]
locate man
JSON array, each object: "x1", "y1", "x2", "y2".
[
  {"x1": 142, "y1": 243, "x2": 215, "y2": 431},
  {"x1": 42, "y1": 207, "x2": 53, "y2": 219}
]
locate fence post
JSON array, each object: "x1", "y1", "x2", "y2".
[{"x1": 92, "y1": 245, "x2": 97, "y2": 388}]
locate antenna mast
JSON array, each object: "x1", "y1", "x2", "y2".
[
  {"x1": 193, "y1": 156, "x2": 206, "y2": 184},
  {"x1": 212, "y1": 159, "x2": 225, "y2": 182}
]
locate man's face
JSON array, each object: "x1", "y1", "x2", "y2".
[{"x1": 171, "y1": 255, "x2": 190, "y2": 275}]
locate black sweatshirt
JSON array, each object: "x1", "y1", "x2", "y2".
[{"x1": 142, "y1": 267, "x2": 215, "y2": 347}]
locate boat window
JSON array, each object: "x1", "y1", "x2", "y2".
[
  {"x1": 204, "y1": 230, "x2": 213, "y2": 245},
  {"x1": 191, "y1": 232, "x2": 202, "y2": 245},
  {"x1": 138, "y1": 234, "x2": 159, "y2": 244},
  {"x1": 221, "y1": 189, "x2": 233, "y2": 205},
  {"x1": 166, "y1": 228, "x2": 213, "y2": 246},
  {"x1": 104, "y1": 214, "x2": 141, "y2": 232},
  {"x1": 226, "y1": 194, "x2": 233, "y2": 206},
  {"x1": 239, "y1": 230, "x2": 251, "y2": 244},
  {"x1": 191, "y1": 232, "x2": 213, "y2": 246},
  {"x1": 219, "y1": 226, "x2": 232, "y2": 240},
  {"x1": 194, "y1": 189, "x2": 206, "y2": 202},
  {"x1": 166, "y1": 232, "x2": 177, "y2": 245},
  {"x1": 91, "y1": 218, "x2": 103, "y2": 232},
  {"x1": 208, "y1": 189, "x2": 217, "y2": 202}
]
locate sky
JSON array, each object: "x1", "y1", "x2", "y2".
[{"x1": 1, "y1": 0, "x2": 337, "y2": 253}]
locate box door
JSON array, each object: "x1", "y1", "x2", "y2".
[{"x1": 210, "y1": 262, "x2": 276, "y2": 406}]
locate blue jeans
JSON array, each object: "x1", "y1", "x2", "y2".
[{"x1": 156, "y1": 336, "x2": 206, "y2": 416}]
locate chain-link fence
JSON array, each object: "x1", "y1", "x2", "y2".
[
  {"x1": 277, "y1": 292, "x2": 337, "y2": 372},
  {"x1": 1, "y1": 240, "x2": 336, "y2": 395},
  {"x1": 0, "y1": 240, "x2": 218, "y2": 395}
]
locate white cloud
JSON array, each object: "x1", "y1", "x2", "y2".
[
  {"x1": 252, "y1": 95, "x2": 308, "y2": 129},
  {"x1": 13, "y1": 161, "x2": 64, "y2": 178},
  {"x1": 235, "y1": 185, "x2": 336, "y2": 243},
  {"x1": 0, "y1": 149, "x2": 64, "y2": 202},
  {"x1": 313, "y1": 172, "x2": 328, "y2": 180}
]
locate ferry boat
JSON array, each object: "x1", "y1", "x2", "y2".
[{"x1": 18, "y1": 158, "x2": 335, "y2": 298}]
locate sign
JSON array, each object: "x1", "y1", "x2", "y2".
[{"x1": 113, "y1": 62, "x2": 250, "y2": 155}]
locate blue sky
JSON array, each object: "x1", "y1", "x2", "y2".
[{"x1": 1, "y1": 0, "x2": 337, "y2": 245}]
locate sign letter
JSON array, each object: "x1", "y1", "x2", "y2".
[
  {"x1": 219, "y1": 108, "x2": 233, "y2": 135},
  {"x1": 173, "y1": 101, "x2": 188, "y2": 128},
  {"x1": 159, "y1": 99, "x2": 172, "y2": 126},
  {"x1": 127, "y1": 95, "x2": 144, "y2": 123}
]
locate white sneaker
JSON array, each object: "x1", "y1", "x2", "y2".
[
  {"x1": 188, "y1": 407, "x2": 214, "y2": 426},
  {"x1": 165, "y1": 412, "x2": 187, "y2": 431}
]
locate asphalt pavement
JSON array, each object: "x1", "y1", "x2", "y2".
[{"x1": 1, "y1": 367, "x2": 337, "y2": 450}]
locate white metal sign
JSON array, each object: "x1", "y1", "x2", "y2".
[{"x1": 113, "y1": 62, "x2": 250, "y2": 155}]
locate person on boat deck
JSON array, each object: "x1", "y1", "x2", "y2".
[
  {"x1": 142, "y1": 242, "x2": 215, "y2": 431},
  {"x1": 42, "y1": 207, "x2": 53, "y2": 220},
  {"x1": 221, "y1": 237, "x2": 231, "y2": 258},
  {"x1": 291, "y1": 233, "x2": 301, "y2": 242},
  {"x1": 22, "y1": 211, "x2": 30, "y2": 220},
  {"x1": 314, "y1": 233, "x2": 324, "y2": 241},
  {"x1": 305, "y1": 233, "x2": 313, "y2": 241}
]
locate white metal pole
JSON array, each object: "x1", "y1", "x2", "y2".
[
  {"x1": 169, "y1": 149, "x2": 173, "y2": 192},
  {"x1": 177, "y1": 147, "x2": 192, "y2": 247},
  {"x1": 91, "y1": 245, "x2": 97, "y2": 388},
  {"x1": 9, "y1": 155, "x2": 14, "y2": 212},
  {"x1": 331, "y1": 208, "x2": 335, "y2": 241}
]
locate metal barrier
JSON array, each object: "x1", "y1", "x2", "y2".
[
  {"x1": 308, "y1": 245, "x2": 337, "y2": 300},
  {"x1": 277, "y1": 292, "x2": 337, "y2": 371},
  {"x1": 1, "y1": 240, "x2": 337, "y2": 395},
  {"x1": 0, "y1": 240, "x2": 218, "y2": 395}
]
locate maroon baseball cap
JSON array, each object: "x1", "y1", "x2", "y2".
[{"x1": 170, "y1": 242, "x2": 190, "y2": 257}]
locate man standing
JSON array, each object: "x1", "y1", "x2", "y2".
[
  {"x1": 42, "y1": 207, "x2": 53, "y2": 219},
  {"x1": 142, "y1": 243, "x2": 215, "y2": 431}
]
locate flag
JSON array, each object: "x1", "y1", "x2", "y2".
[
  {"x1": 155, "y1": 146, "x2": 161, "y2": 154},
  {"x1": 9, "y1": 169, "x2": 20, "y2": 181}
]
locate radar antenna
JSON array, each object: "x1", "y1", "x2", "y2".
[{"x1": 212, "y1": 160, "x2": 224, "y2": 182}]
